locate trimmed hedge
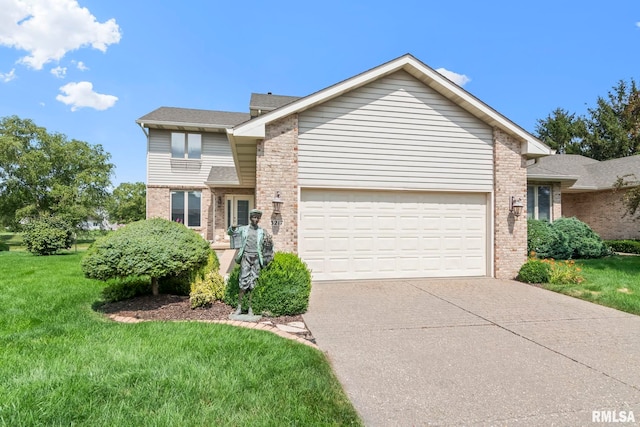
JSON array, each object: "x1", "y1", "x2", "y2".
[
  {"x1": 224, "y1": 252, "x2": 312, "y2": 316},
  {"x1": 0, "y1": 241, "x2": 8, "y2": 252},
  {"x1": 606, "y1": 240, "x2": 640, "y2": 255}
]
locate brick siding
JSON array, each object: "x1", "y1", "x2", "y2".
[
  {"x1": 494, "y1": 129, "x2": 527, "y2": 279},
  {"x1": 146, "y1": 185, "x2": 212, "y2": 240},
  {"x1": 256, "y1": 114, "x2": 299, "y2": 253},
  {"x1": 563, "y1": 189, "x2": 640, "y2": 240}
]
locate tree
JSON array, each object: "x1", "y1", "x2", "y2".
[
  {"x1": 106, "y1": 182, "x2": 146, "y2": 224},
  {"x1": 535, "y1": 79, "x2": 640, "y2": 161},
  {"x1": 0, "y1": 116, "x2": 114, "y2": 229},
  {"x1": 535, "y1": 108, "x2": 586, "y2": 154},
  {"x1": 81, "y1": 218, "x2": 211, "y2": 295},
  {"x1": 583, "y1": 80, "x2": 640, "y2": 160}
]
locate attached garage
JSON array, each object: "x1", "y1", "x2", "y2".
[{"x1": 300, "y1": 189, "x2": 488, "y2": 281}]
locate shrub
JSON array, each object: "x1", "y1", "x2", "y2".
[
  {"x1": 0, "y1": 241, "x2": 8, "y2": 251},
  {"x1": 102, "y1": 276, "x2": 151, "y2": 302},
  {"x1": 22, "y1": 216, "x2": 74, "y2": 255},
  {"x1": 224, "y1": 252, "x2": 312, "y2": 316},
  {"x1": 190, "y1": 270, "x2": 226, "y2": 309},
  {"x1": 527, "y1": 219, "x2": 571, "y2": 259},
  {"x1": 551, "y1": 217, "x2": 610, "y2": 259},
  {"x1": 606, "y1": 240, "x2": 640, "y2": 255},
  {"x1": 82, "y1": 218, "x2": 211, "y2": 295},
  {"x1": 517, "y1": 259, "x2": 551, "y2": 284},
  {"x1": 160, "y1": 250, "x2": 220, "y2": 296}
]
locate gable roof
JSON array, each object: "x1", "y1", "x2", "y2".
[
  {"x1": 231, "y1": 53, "x2": 552, "y2": 158},
  {"x1": 249, "y1": 93, "x2": 301, "y2": 117},
  {"x1": 527, "y1": 154, "x2": 640, "y2": 191},
  {"x1": 137, "y1": 107, "x2": 250, "y2": 131}
]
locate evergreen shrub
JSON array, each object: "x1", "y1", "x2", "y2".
[
  {"x1": 102, "y1": 276, "x2": 151, "y2": 302},
  {"x1": 606, "y1": 240, "x2": 640, "y2": 255},
  {"x1": 527, "y1": 219, "x2": 571, "y2": 259},
  {"x1": 224, "y1": 252, "x2": 312, "y2": 316},
  {"x1": 551, "y1": 217, "x2": 610, "y2": 258},
  {"x1": 517, "y1": 259, "x2": 551, "y2": 284},
  {"x1": 22, "y1": 216, "x2": 74, "y2": 255}
]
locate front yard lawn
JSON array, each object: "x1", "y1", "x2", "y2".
[
  {"x1": 544, "y1": 255, "x2": 640, "y2": 315},
  {"x1": 0, "y1": 252, "x2": 361, "y2": 426}
]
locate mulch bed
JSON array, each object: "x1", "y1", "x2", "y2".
[{"x1": 97, "y1": 294, "x2": 315, "y2": 342}]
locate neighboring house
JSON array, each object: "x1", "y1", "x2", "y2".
[
  {"x1": 527, "y1": 154, "x2": 640, "y2": 240},
  {"x1": 137, "y1": 54, "x2": 553, "y2": 281}
]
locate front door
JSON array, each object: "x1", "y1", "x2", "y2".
[{"x1": 226, "y1": 195, "x2": 254, "y2": 228}]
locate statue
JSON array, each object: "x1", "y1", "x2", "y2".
[{"x1": 227, "y1": 209, "x2": 274, "y2": 318}]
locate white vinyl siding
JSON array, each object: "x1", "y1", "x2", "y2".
[
  {"x1": 300, "y1": 189, "x2": 488, "y2": 281},
  {"x1": 298, "y1": 70, "x2": 494, "y2": 191},
  {"x1": 147, "y1": 129, "x2": 234, "y2": 186}
]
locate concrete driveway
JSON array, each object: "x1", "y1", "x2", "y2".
[{"x1": 303, "y1": 278, "x2": 640, "y2": 426}]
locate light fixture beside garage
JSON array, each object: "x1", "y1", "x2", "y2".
[
  {"x1": 272, "y1": 191, "x2": 284, "y2": 214},
  {"x1": 510, "y1": 196, "x2": 524, "y2": 218}
]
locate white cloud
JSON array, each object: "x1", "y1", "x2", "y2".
[
  {"x1": 56, "y1": 81, "x2": 118, "y2": 111},
  {"x1": 436, "y1": 68, "x2": 471, "y2": 87},
  {"x1": 636, "y1": 21, "x2": 640, "y2": 28},
  {"x1": 0, "y1": 0, "x2": 121, "y2": 70},
  {"x1": 50, "y1": 65, "x2": 66, "y2": 78},
  {"x1": 0, "y1": 68, "x2": 17, "y2": 82},
  {"x1": 75, "y1": 60, "x2": 88, "y2": 71}
]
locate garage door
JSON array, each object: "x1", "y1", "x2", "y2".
[{"x1": 299, "y1": 190, "x2": 488, "y2": 281}]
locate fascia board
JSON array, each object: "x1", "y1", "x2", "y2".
[
  {"x1": 136, "y1": 119, "x2": 231, "y2": 131},
  {"x1": 232, "y1": 56, "x2": 416, "y2": 138},
  {"x1": 225, "y1": 130, "x2": 244, "y2": 186}
]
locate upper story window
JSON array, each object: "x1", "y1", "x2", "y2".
[
  {"x1": 527, "y1": 185, "x2": 551, "y2": 221},
  {"x1": 171, "y1": 133, "x2": 201, "y2": 159}
]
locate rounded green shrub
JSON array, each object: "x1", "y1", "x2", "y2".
[
  {"x1": 551, "y1": 217, "x2": 610, "y2": 259},
  {"x1": 517, "y1": 259, "x2": 551, "y2": 284},
  {"x1": 527, "y1": 219, "x2": 571, "y2": 259},
  {"x1": 224, "y1": 252, "x2": 312, "y2": 316},
  {"x1": 0, "y1": 241, "x2": 9, "y2": 251},
  {"x1": 22, "y1": 216, "x2": 74, "y2": 255},
  {"x1": 82, "y1": 218, "x2": 211, "y2": 295}
]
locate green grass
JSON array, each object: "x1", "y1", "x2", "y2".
[
  {"x1": 544, "y1": 255, "x2": 640, "y2": 315},
  {"x1": 0, "y1": 252, "x2": 362, "y2": 426}
]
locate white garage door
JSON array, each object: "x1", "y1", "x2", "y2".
[{"x1": 300, "y1": 190, "x2": 488, "y2": 281}]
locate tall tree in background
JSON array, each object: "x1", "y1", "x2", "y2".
[
  {"x1": 535, "y1": 79, "x2": 640, "y2": 161},
  {"x1": 583, "y1": 79, "x2": 640, "y2": 160},
  {"x1": 535, "y1": 108, "x2": 586, "y2": 154},
  {"x1": 106, "y1": 182, "x2": 146, "y2": 224},
  {"x1": 0, "y1": 116, "x2": 114, "y2": 229}
]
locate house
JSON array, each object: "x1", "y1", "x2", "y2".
[
  {"x1": 137, "y1": 54, "x2": 553, "y2": 281},
  {"x1": 527, "y1": 154, "x2": 640, "y2": 240}
]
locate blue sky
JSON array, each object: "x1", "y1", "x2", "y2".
[{"x1": 1, "y1": 1, "x2": 639, "y2": 186}]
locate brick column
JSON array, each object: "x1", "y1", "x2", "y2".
[
  {"x1": 146, "y1": 186, "x2": 170, "y2": 219},
  {"x1": 256, "y1": 114, "x2": 299, "y2": 253},
  {"x1": 494, "y1": 129, "x2": 527, "y2": 279}
]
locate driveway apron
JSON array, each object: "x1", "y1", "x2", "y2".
[{"x1": 303, "y1": 278, "x2": 640, "y2": 426}]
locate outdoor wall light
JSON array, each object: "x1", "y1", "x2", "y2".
[
  {"x1": 510, "y1": 196, "x2": 524, "y2": 217},
  {"x1": 216, "y1": 196, "x2": 222, "y2": 208},
  {"x1": 272, "y1": 191, "x2": 283, "y2": 214}
]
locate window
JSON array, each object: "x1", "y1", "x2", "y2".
[
  {"x1": 171, "y1": 191, "x2": 201, "y2": 227},
  {"x1": 527, "y1": 185, "x2": 551, "y2": 221},
  {"x1": 171, "y1": 133, "x2": 201, "y2": 159}
]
